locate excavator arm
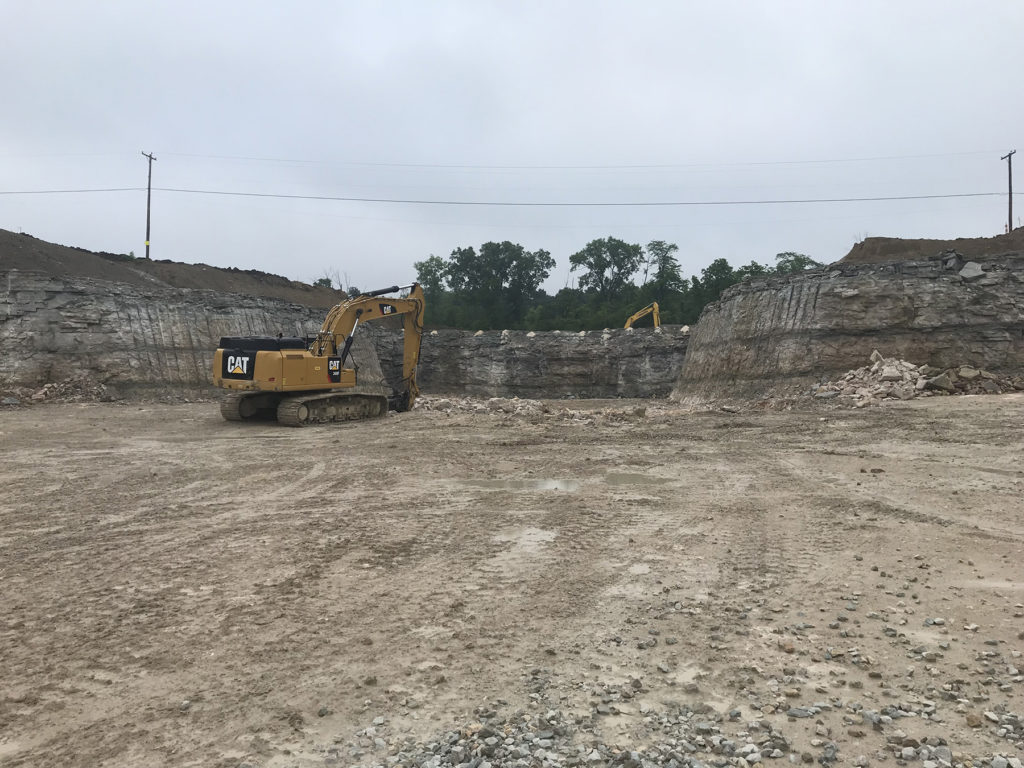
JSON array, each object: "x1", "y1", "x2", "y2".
[
  {"x1": 624, "y1": 301, "x2": 660, "y2": 329},
  {"x1": 315, "y1": 283, "x2": 425, "y2": 411},
  {"x1": 213, "y1": 281, "x2": 425, "y2": 424}
]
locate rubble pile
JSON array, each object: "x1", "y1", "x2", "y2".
[
  {"x1": 415, "y1": 396, "x2": 550, "y2": 416},
  {"x1": 0, "y1": 377, "x2": 214, "y2": 407},
  {"x1": 341, "y1": 701, "x2": 1024, "y2": 768},
  {"x1": 0, "y1": 376, "x2": 116, "y2": 406},
  {"x1": 414, "y1": 395, "x2": 656, "y2": 423},
  {"x1": 812, "y1": 351, "x2": 1024, "y2": 407}
]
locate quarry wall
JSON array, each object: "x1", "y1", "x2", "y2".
[
  {"x1": 369, "y1": 325, "x2": 689, "y2": 399},
  {"x1": 0, "y1": 270, "x2": 383, "y2": 398},
  {"x1": 0, "y1": 271, "x2": 688, "y2": 400},
  {"x1": 673, "y1": 252, "x2": 1024, "y2": 402}
]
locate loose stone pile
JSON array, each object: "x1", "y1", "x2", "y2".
[
  {"x1": 332, "y1": 698, "x2": 1024, "y2": 768},
  {"x1": 413, "y1": 396, "x2": 655, "y2": 423},
  {"x1": 339, "y1": 706, "x2": 807, "y2": 768},
  {"x1": 415, "y1": 396, "x2": 551, "y2": 417},
  {"x1": 0, "y1": 376, "x2": 215, "y2": 406},
  {"x1": 0, "y1": 375, "x2": 115, "y2": 406},
  {"x1": 811, "y1": 352, "x2": 1024, "y2": 407}
]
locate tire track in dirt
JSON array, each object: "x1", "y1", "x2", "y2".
[{"x1": 3, "y1": 400, "x2": 1024, "y2": 767}]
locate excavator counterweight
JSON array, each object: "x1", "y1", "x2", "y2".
[{"x1": 212, "y1": 283, "x2": 425, "y2": 426}]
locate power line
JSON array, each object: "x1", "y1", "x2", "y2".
[
  {"x1": 0, "y1": 187, "x2": 143, "y2": 194},
  {"x1": 161, "y1": 149, "x2": 999, "y2": 170},
  {"x1": 0, "y1": 186, "x2": 1014, "y2": 207},
  {"x1": 156, "y1": 187, "x2": 1009, "y2": 207},
  {"x1": 0, "y1": 152, "x2": 132, "y2": 159}
]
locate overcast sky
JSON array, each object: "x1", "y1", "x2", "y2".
[{"x1": 2, "y1": 1, "x2": 1021, "y2": 293}]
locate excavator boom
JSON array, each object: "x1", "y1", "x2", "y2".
[{"x1": 624, "y1": 301, "x2": 660, "y2": 329}]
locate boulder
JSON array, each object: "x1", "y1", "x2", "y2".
[{"x1": 958, "y1": 261, "x2": 985, "y2": 281}]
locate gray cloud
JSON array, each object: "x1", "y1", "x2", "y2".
[{"x1": 2, "y1": 1, "x2": 1021, "y2": 292}]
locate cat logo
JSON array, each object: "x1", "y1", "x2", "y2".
[
  {"x1": 380, "y1": 303, "x2": 395, "y2": 315},
  {"x1": 327, "y1": 355, "x2": 342, "y2": 383},
  {"x1": 227, "y1": 355, "x2": 250, "y2": 375}
]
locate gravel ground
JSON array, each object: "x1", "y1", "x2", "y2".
[{"x1": 0, "y1": 394, "x2": 1022, "y2": 768}]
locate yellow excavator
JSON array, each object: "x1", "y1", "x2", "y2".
[
  {"x1": 212, "y1": 283, "x2": 425, "y2": 426},
  {"x1": 624, "y1": 301, "x2": 660, "y2": 329}
]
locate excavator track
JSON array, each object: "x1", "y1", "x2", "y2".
[
  {"x1": 276, "y1": 392, "x2": 388, "y2": 427},
  {"x1": 220, "y1": 392, "x2": 281, "y2": 422}
]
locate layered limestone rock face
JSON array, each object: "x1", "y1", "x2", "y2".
[
  {"x1": 2, "y1": 270, "x2": 688, "y2": 400},
  {"x1": 368, "y1": 326, "x2": 689, "y2": 399},
  {"x1": 674, "y1": 253, "x2": 1024, "y2": 402},
  {"x1": 0, "y1": 270, "x2": 385, "y2": 398}
]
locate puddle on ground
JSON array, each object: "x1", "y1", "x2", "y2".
[
  {"x1": 604, "y1": 472, "x2": 669, "y2": 486},
  {"x1": 482, "y1": 527, "x2": 558, "y2": 576},
  {"x1": 462, "y1": 473, "x2": 667, "y2": 492},
  {"x1": 464, "y1": 478, "x2": 581, "y2": 491},
  {"x1": 957, "y1": 579, "x2": 1024, "y2": 591},
  {"x1": 493, "y1": 526, "x2": 557, "y2": 551}
]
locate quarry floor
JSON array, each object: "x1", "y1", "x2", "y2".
[{"x1": 1, "y1": 395, "x2": 1023, "y2": 768}]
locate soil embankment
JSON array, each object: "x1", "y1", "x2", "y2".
[
  {"x1": 839, "y1": 227, "x2": 1024, "y2": 265},
  {"x1": 0, "y1": 228, "x2": 345, "y2": 307}
]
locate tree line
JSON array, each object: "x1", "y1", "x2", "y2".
[{"x1": 325, "y1": 238, "x2": 823, "y2": 331}]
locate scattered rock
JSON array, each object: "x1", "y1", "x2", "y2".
[
  {"x1": 926, "y1": 373, "x2": 956, "y2": 393},
  {"x1": 811, "y1": 353, "x2": 1023, "y2": 406},
  {"x1": 958, "y1": 261, "x2": 986, "y2": 281}
]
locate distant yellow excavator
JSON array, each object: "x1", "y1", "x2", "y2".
[
  {"x1": 624, "y1": 301, "x2": 660, "y2": 329},
  {"x1": 212, "y1": 283, "x2": 424, "y2": 426}
]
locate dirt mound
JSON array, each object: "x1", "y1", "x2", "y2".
[
  {"x1": 0, "y1": 228, "x2": 346, "y2": 308},
  {"x1": 840, "y1": 226, "x2": 1024, "y2": 264}
]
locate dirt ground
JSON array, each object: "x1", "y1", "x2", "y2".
[{"x1": 1, "y1": 395, "x2": 1022, "y2": 767}]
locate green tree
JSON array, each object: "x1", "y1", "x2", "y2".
[
  {"x1": 691, "y1": 257, "x2": 738, "y2": 305},
  {"x1": 425, "y1": 241, "x2": 555, "y2": 329},
  {"x1": 569, "y1": 237, "x2": 643, "y2": 296},
  {"x1": 773, "y1": 251, "x2": 824, "y2": 274},
  {"x1": 445, "y1": 242, "x2": 552, "y2": 294},
  {"x1": 413, "y1": 254, "x2": 448, "y2": 295},
  {"x1": 313, "y1": 277, "x2": 333, "y2": 288},
  {"x1": 643, "y1": 240, "x2": 685, "y2": 296},
  {"x1": 734, "y1": 260, "x2": 770, "y2": 281},
  {"x1": 502, "y1": 243, "x2": 556, "y2": 320}
]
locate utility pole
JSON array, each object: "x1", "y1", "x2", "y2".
[
  {"x1": 141, "y1": 151, "x2": 157, "y2": 258},
  {"x1": 1001, "y1": 150, "x2": 1015, "y2": 234}
]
